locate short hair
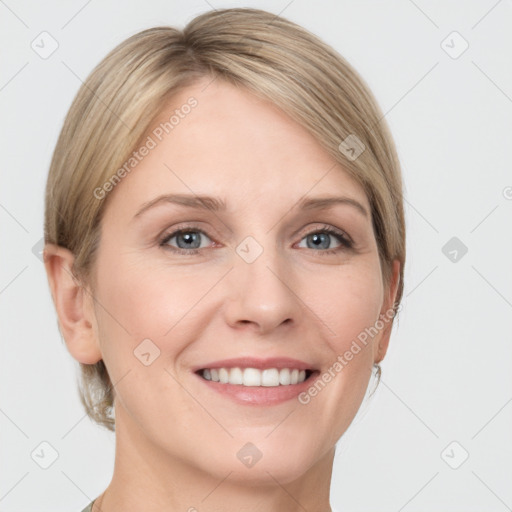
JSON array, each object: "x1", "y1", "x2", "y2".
[{"x1": 44, "y1": 7, "x2": 406, "y2": 431}]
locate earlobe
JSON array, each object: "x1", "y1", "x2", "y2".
[
  {"x1": 43, "y1": 243, "x2": 103, "y2": 364},
  {"x1": 374, "y1": 259, "x2": 401, "y2": 364}
]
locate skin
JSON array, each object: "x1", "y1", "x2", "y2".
[{"x1": 45, "y1": 76, "x2": 400, "y2": 512}]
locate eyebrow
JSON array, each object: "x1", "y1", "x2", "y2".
[{"x1": 132, "y1": 193, "x2": 369, "y2": 220}]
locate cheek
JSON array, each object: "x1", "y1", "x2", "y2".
[
  {"x1": 93, "y1": 248, "x2": 219, "y2": 361},
  {"x1": 91, "y1": 254, "x2": 200, "y2": 419},
  {"x1": 96, "y1": 242, "x2": 176, "y2": 328},
  {"x1": 310, "y1": 261, "x2": 384, "y2": 354}
]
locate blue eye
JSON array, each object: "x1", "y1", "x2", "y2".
[
  {"x1": 159, "y1": 224, "x2": 353, "y2": 256},
  {"x1": 297, "y1": 226, "x2": 353, "y2": 255},
  {"x1": 160, "y1": 229, "x2": 212, "y2": 254}
]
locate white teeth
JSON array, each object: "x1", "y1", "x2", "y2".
[
  {"x1": 261, "y1": 368, "x2": 279, "y2": 387},
  {"x1": 219, "y1": 368, "x2": 229, "y2": 384},
  {"x1": 279, "y1": 368, "x2": 291, "y2": 385},
  {"x1": 229, "y1": 367, "x2": 243, "y2": 385},
  {"x1": 200, "y1": 367, "x2": 310, "y2": 387},
  {"x1": 243, "y1": 368, "x2": 261, "y2": 386}
]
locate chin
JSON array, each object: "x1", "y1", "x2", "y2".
[{"x1": 196, "y1": 437, "x2": 326, "y2": 487}]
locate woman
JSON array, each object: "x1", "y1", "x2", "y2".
[{"x1": 43, "y1": 7, "x2": 405, "y2": 511}]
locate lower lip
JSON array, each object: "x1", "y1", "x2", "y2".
[{"x1": 193, "y1": 371, "x2": 319, "y2": 406}]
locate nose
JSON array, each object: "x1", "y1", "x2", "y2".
[{"x1": 222, "y1": 241, "x2": 302, "y2": 335}]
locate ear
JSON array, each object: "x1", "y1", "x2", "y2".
[
  {"x1": 43, "y1": 243, "x2": 102, "y2": 364},
  {"x1": 374, "y1": 259, "x2": 401, "y2": 364}
]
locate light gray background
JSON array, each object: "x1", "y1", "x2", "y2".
[{"x1": 1, "y1": 1, "x2": 511, "y2": 511}]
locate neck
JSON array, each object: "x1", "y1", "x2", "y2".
[{"x1": 95, "y1": 404, "x2": 335, "y2": 512}]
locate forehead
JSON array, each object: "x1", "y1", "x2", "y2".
[{"x1": 103, "y1": 77, "x2": 370, "y2": 219}]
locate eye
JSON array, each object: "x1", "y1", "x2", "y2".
[
  {"x1": 159, "y1": 223, "x2": 354, "y2": 256},
  {"x1": 159, "y1": 227, "x2": 213, "y2": 255},
  {"x1": 296, "y1": 225, "x2": 353, "y2": 255}
]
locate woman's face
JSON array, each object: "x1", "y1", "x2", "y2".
[{"x1": 86, "y1": 77, "x2": 398, "y2": 485}]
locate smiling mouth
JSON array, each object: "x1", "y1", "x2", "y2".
[{"x1": 195, "y1": 367, "x2": 317, "y2": 387}]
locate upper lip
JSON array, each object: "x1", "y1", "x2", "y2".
[{"x1": 192, "y1": 357, "x2": 316, "y2": 372}]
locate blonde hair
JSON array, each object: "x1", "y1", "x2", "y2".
[{"x1": 44, "y1": 7, "x2": 406, "y2": 431}]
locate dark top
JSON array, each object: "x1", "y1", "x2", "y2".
[{"x1": 81, "y1": 501, "x2": 94, "y2": 512}]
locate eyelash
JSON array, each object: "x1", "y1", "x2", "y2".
[{"x1": 158, "y1": 223, "x2": 354, "y2": 256}]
